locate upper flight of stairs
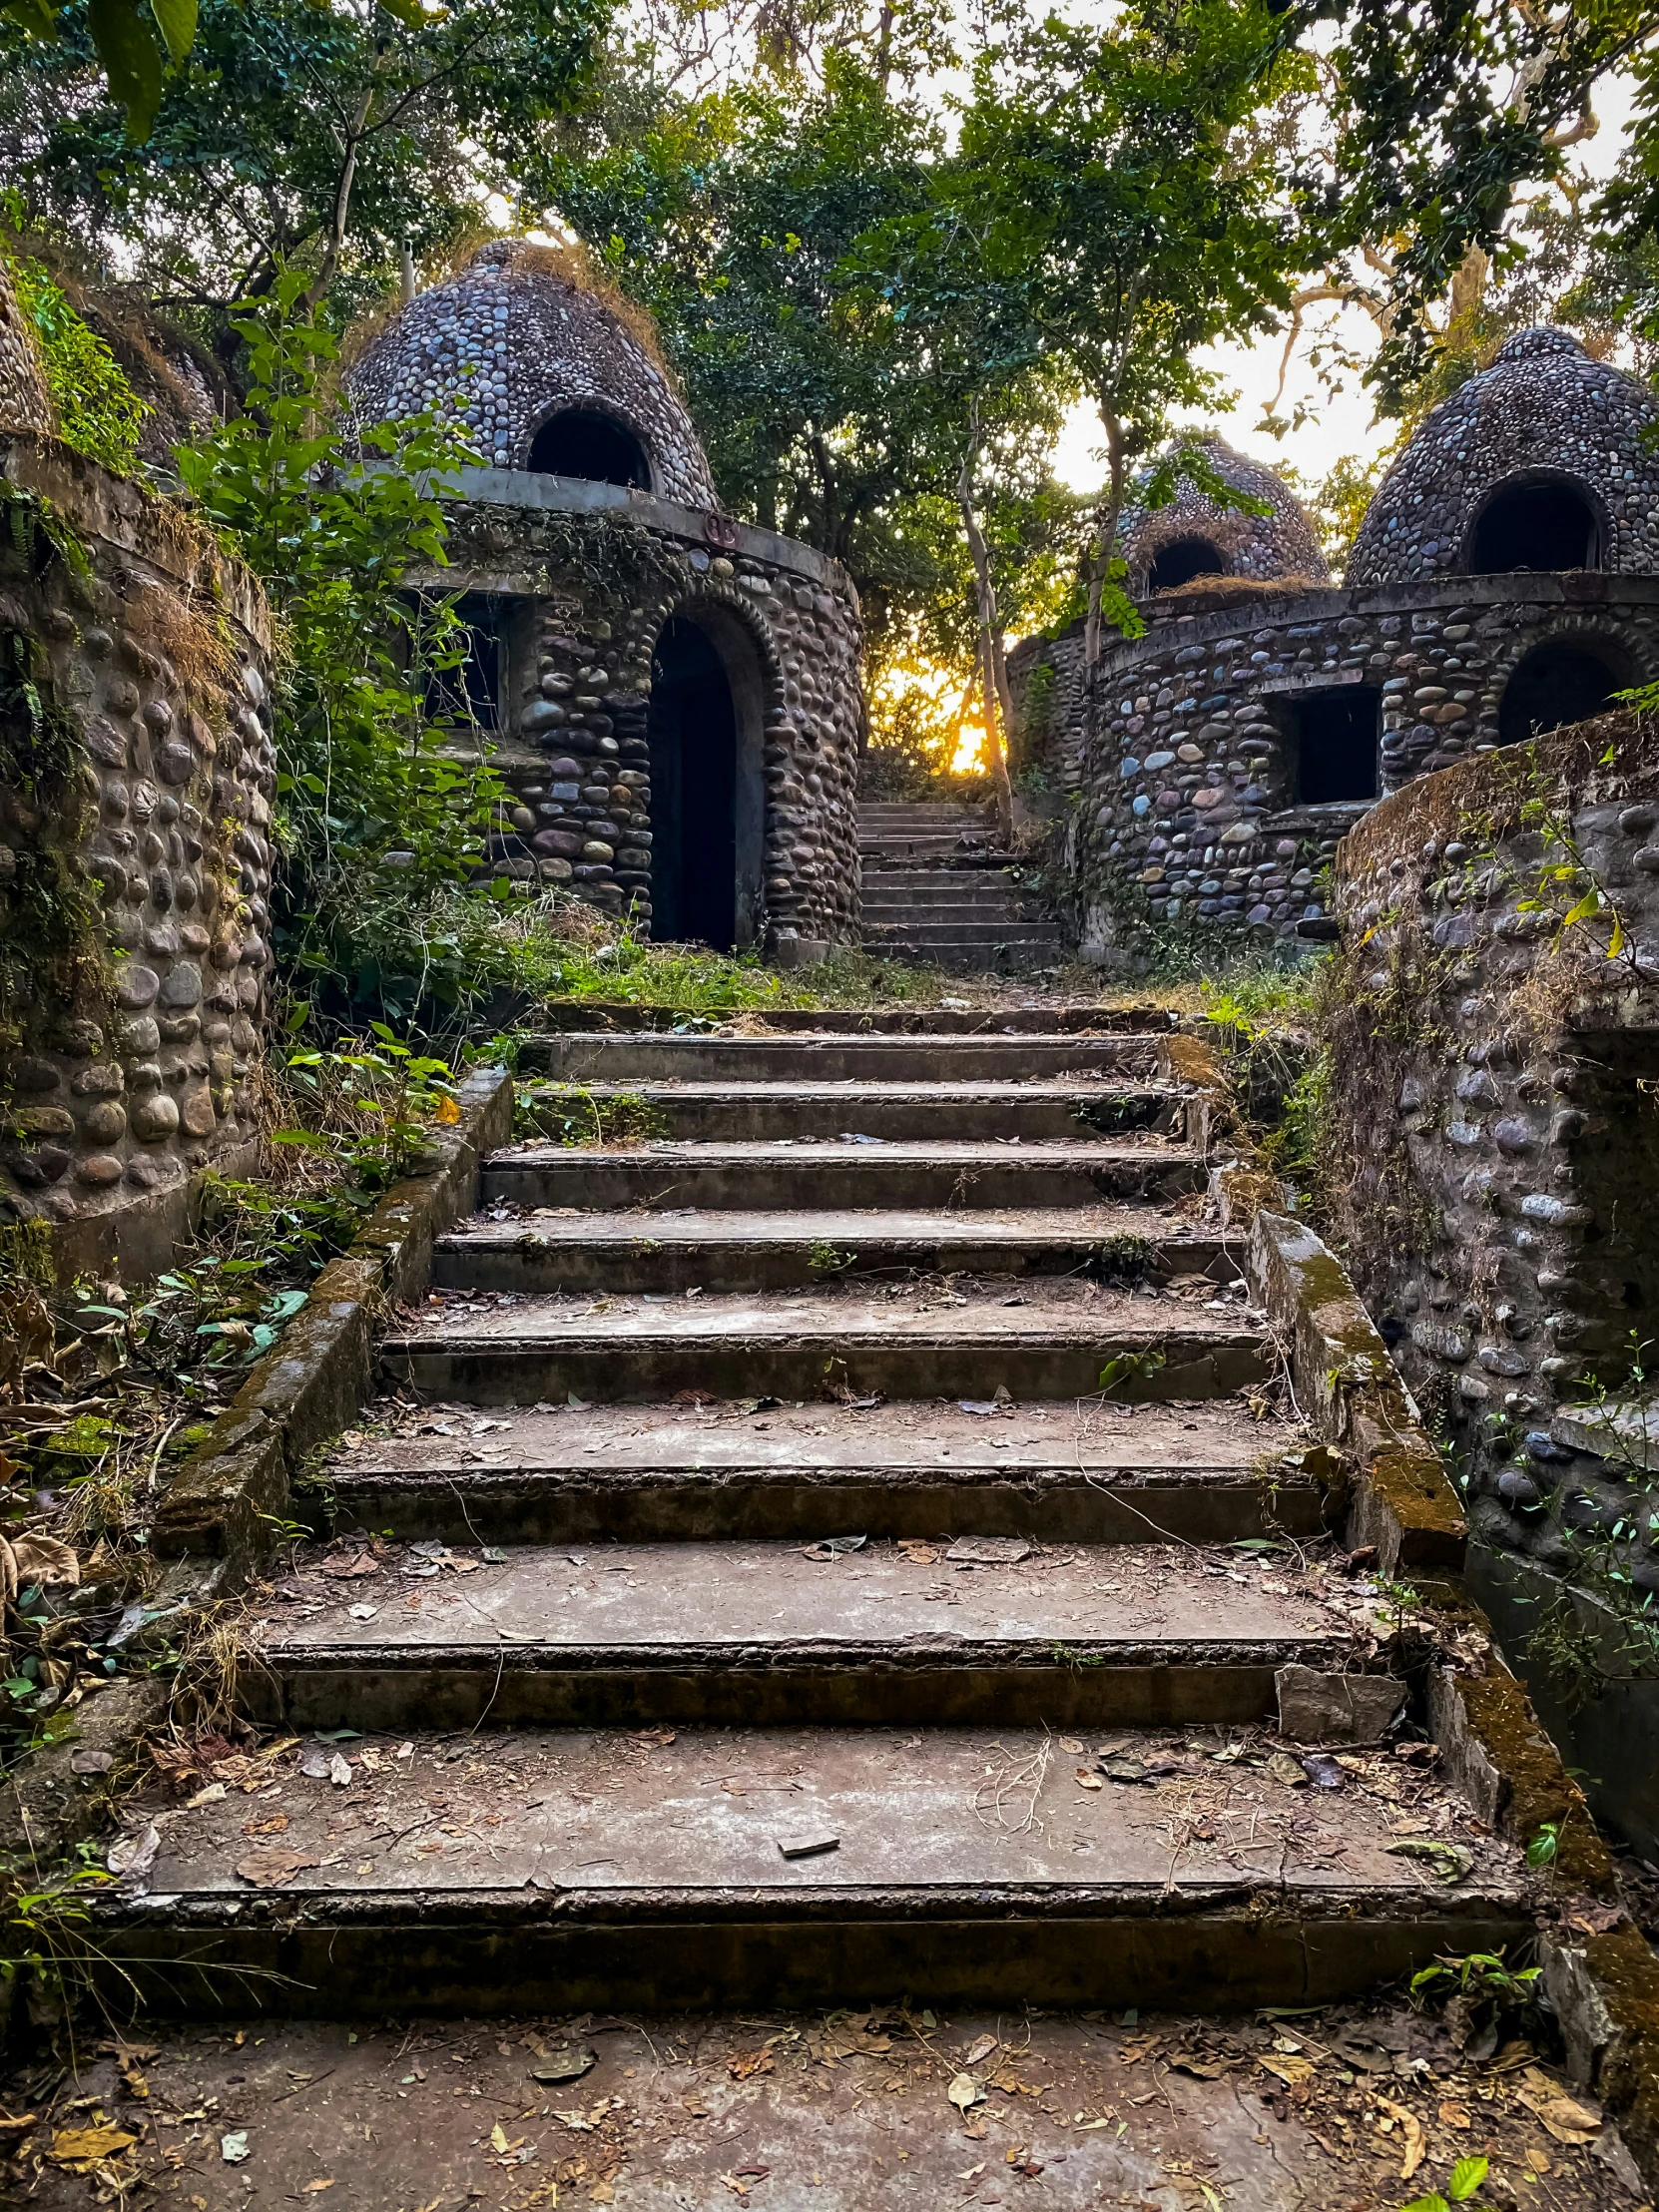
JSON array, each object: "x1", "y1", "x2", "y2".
[
  {"x1": 859, "y1": 801, "x2": 1068, "y2": 971},
  {"x1": 107, "y1": 1012, "x2": 1528, "y2": 2015}
]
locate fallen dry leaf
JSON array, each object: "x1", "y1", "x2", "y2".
[
  {"x1": 1438, "y1": 2101, "x2": 1471, "y2": 2129},
  {"x1": 1378, "y1": 2098, "x2": 1425, "y2": 2180},
  {"x1": 1522, "y1": 2090, "x2": 1603, "y2": 2145},
  {"x1": 236, "y1": 1848, "x2": 320, "y2": 1890},
  {"x1": 948, "y1": 2072, "x2": 985, "y2": 2112},
  {"x1": 727, "y1": 2050, "x2": 774, "y2": 2081},
  {"x1": 48, "y1": 2126, "x2": 137, "y2": 2172},
  {"x1": 1074, "y1": 1767, "x2": 1104, "y2": 1791},
  {"x1": 962, "y1": 2034, "x2": 998, "y2": 2068},
  {"x1": 1260, "y1": 2056, "x2": 1315, "y2": 2088},
  {"x1": 13, "y1": 1531, "x2": 80, "y2": 1588}
]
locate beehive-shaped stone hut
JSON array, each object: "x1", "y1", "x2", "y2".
[
  {"x1": 347, "y1": 241, "x2": 863, "y2": 957},
  {"x1": 1120, "y1": 434, "x2": 1330, "y2": 596}
]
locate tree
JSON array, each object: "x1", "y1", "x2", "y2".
[
  {"x1": 0, "y1": 0, "x2": 609, "y2": 341},
  {"x1": 2, "y1": 0, "x2": 196, "y2": 141},
  {"x1": 945, "y1": 1, "x2": 1322, "y2": 703}
]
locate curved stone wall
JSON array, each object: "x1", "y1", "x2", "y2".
[
  {"x1": 432, "y1": 471, "x2": 863, "y2": 949},
  {"x1": 1350, "y1": 329, "x2": 1659, "y2": 587},
  {"x1": 1, "y1": 435, "x2": 274, "y2": 1263},
  {"x1": 1012, "y1": 573, "x2": 1659, "y2": 948},
  {"x1": 348, "y1": 244, "x2": 720, "y2": 512}
]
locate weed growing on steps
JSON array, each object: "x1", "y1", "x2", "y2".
[{"x1": 514, "y1": 1084, "x2": 668, "y2": 1147}]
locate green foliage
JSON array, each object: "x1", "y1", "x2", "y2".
[
  {"x1": 515, "y1": 1082, "x2": 668, "y2": 1147},
  {"x1": 0, "y1": 0, "x2": 195, "y2": 140},
  {"x1": 1098, "y1": 1348, "x2": 1166, "y2": 1396},
  {"x1": 1397, "y1": 2157, "x2": 1488, "y2": 2212},
  {"x1": 1, "y1": 220, "x2": 149, "y2": 471},
  {"x1": 0, "y1": 0, "x2": 607, "y2": 317},
  {"x1": 1408, "y1": 1949, "x2": 1540, "y2": 2008},
  {"x1": 173, "y1": 271, "x2": 503, "y2": 953},
  {"x1": 277, "y1": 1021, "x2": 460, "y2": 1189}
]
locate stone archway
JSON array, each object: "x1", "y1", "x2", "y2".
[
  {"x1": 1497, "y1": 638, "x2": 1627, "y2": 746},
  {"x1": 1147, "y1": 536, "x2": 1229, "y2": 592},
  {"x1": 526, "y1": 406, "x2": 652, "y2": 490},
  {"x1": 646, "y1": 605, "x2": 767, "y2": 949},
  {"x1": 1467, "y1": 474, "x2": 1603, "y2": 574}
]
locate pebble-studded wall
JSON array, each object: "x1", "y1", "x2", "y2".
[
  {"x1": 0, "y1": 433, "x2": 274, "y2": 1266},
  {"x1": 1010, "y1": 334, "x2": 1659, "y2": 958},
  {"x1": 1331, "y1": 716, "x2": 1659, "y2": 1581},
  {"x1": 433, "y1": 479, "x2": 864, "y2": 950},
  {"x1": 1013, "y1": 576, "x2": 1659, "y2": 953},
  {"x1": 347, "y1": 242, "x2": 720, "y2": 511}
]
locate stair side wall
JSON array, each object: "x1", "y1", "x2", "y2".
[{"x1": 0, "y1": 433, "x2": 275, "y2": 1278}]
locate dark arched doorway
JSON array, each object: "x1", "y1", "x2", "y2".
[
  {"x1": 1147, "y1": 537, "x2": 1228, "y2": 592},
  {"x1": 1498, "y1": 641, "x2": 1621, "y2": 746},
  {"x1": 648, "y1": 613, "x2": 766, "y2": 949},
  {"x1": 1468, "y1": 477, "x2": 1602, "y2": 574},
  {"x1": 526, "y1": 407, "x2": 651, "y2": 489}
]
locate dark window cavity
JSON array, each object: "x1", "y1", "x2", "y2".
[
  {"x1": 649, "y1": 616, "x2": 737, "y2": 950},
  {"x1": 526, "y1": 408, "x2": 651, "y2": 490},
  {"x1": 1293, "y1": 686, "x2": 1381, "y2": 804},
  {"x1": 423, "y1": 596, "x2": 500, "y2": 731},
  {"x1": 1468, "y1": 477, "x2": 1602, "y2": 574},
  {"x1": 1146, "y1": 537, "x2": 1229, "y2": 592},
  {"x1": 1498, "y1": 642, "x2": 1620, "y2": 746}
]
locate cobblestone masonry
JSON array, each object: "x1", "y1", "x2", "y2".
[
  {"x1": 347, "y1": 242, "x2": 720, "y2": 510},
  {"x1": 1009, "y1": 336, "x2": 1659, "y2": 957},
  {"x1": 351, "y1": 248, "x2": 864, "y2": 950},
  {"x1": 426, "y1": 475, "x2": 864, "y2": 946},
  {"x1": 1331, "y1": 713, "x2": 1659, "y2": 1584},
  {"x1": 0, "y1": 253, "x2": 52, "y2": 438},
  {"x1": 0, "y1": 432, "x2": 274, "y2": 1256}
]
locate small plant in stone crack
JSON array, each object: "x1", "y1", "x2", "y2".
[
  {"x1": 1394, "y1": 2155, "x2": 1489, "y2": 2212},
  {"x1": 1097, "y1": 1349, "x2": 1166, "y2": 1397},
  {"x1": 516, "y1": 1081, "x2": 667, "y2": 1148},
  {"x1": 278, "y1": 1019, "x2": 460, "y2": 1188},
  {"x1": 808, "y1": 1242, "x2": 854, "y2": 1276},
  {"x1": 1521, "y1": 1329, "x2": 1659, "y2": 1706}
]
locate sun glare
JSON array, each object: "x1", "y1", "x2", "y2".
[{"x1": 950, "y1": 723, "x2": 987, "y2": 774}]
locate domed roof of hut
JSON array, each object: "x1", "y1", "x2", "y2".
[
  {"x1": 346, "y1": 239, "x2": 720, "y2": 511},
  {"x1": 1120, "y1": 434, "x2": 1330, "y2": 597},
  {"x1": 1348, "y1": 327, "x2": 1659, "y2": 587}
]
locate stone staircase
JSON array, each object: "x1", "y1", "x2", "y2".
[
  {"x1": 110, "y1": 1013, "x2": 1527, "y2": 2014},
  {"x1": 859, "y1": 802, "x2": 1068, "y2": 971}
]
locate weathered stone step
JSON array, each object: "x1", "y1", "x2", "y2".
[
  {"x1": 515, "y1": 1033, "x2": 1158, "y2": 1081},
  {"x1": 864, "y1": 918, "x2": 1067, "y2": 946},
  {"x1": 860, "y1": 835, "x2": 1002, "y2": 860},
  {"x1": 860, "y1": 878, "x2": 1026, "y2": 906},
  {"x1": 101, "y1": 1723, "x2": 1526, "y2": 2014},
  {"x1": 514, "y1": 1078, "x2": 1188, "y2": 1144},
  {"x1": 436, "y1": 1207, "x2": 1230, "y2": 1294},
  {"x1": 243, "y1": 1539, "x2": 1376, "y2": 1730},
  {"x1": 327, "y1": 1399, "x2": 1330, "y2": 1546},
  {"x1": 481, "y1": 1138, "x2": 1205, "y2": 1212},
  {"x1": 868, "y1": 939, "x2": 1070, "y2": 973},
  {"x1": 377, "y1": 1286, "x2": 1271, "y2": 1402}
]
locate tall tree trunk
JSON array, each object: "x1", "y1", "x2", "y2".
[
  {"x1": 957, "y1": 442, "x2": 1014, "y2": 845},
  {"x1": 1082, "y1": 406, "x2": 1128, "y2": 742}
]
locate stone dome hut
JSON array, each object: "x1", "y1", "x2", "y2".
[
  {"x1": 1009, "y1": 348, "x2": 1659, "y2": 957},
  {"x1": 1120, "y1": 435, "x2": 1330, "y2": 595},
  {"x1": 1349, "y1": 328, "x2": 1659, "y2": 588},
  {"x1": 346, "y1": 241, "x2": 863, "y2": 957}
]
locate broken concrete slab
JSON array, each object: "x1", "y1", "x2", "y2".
[{"x1": 1275, "y1": 1664, "x2": 1405, "y2": 1743}]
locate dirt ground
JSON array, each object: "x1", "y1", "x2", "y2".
[{"x1": 3, "y1": 1997, "x2": 1649, "y2": 2212}]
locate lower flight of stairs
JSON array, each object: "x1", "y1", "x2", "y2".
[
  {"x1": 859, "y1": 802, "x2": 1067, "y2": 972},
  {"x1": 106, "y1": 1015, "x2": 1529, "y2": 2014}
]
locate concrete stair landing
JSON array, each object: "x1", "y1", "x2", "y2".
[{"x1": 107, "y1": 1014, "x2": 1529, "y2": 2015}]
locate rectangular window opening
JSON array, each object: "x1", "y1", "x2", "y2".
[
  {"x1": 1293, "y1": 686, "x2": 1381, "y2": 805},
  {"x1": 423, "y1": 594, "x2": 502, "y2": 732}
]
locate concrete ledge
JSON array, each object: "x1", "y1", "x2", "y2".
[
  {"x1": 154, "y1": 1067, "x2": 513, "y2": 1564},
  {"x1": 1248, "y1": 1210, "x2": 1466, "y2": 1573}
]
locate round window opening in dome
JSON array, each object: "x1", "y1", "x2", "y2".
[
  {"x1": 1467, "y1": 476, "x2": 1603, "y2": 576},
  {"x1": 1146, "y1": 536, "x2": 1229, "y2": 592},
  {"x1": 1497, "y1": 641, "x2": 1624, "y2": 747},
  {"x1": 527, "y1": 407, "x2": 652, "y2": 490}
]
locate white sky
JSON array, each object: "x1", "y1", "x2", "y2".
[{"x1": 1049, "y1": 72, "x2": 1641, "y2": 499}]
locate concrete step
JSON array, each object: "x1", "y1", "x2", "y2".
[
  {"x1": 514, "y1": 1078, "x2": 1189, "y2": 1143},
  {"x1": 481, "y1": 1138, "x2": 1204, "y2": 1213},
  {"x1": 97, "y1": 1723, "x2": 1525, "y2": 2014},
  {"x1": 326, "y1": 1398, "x2": 1331, "y2": 1546},
  {"x1": 515, "y1": 1033, "x2": 1158, "y2": 1082},
  {"x1": 436, "y1": 1207, "x2": 1233, "y2": 1294},
  {"x1": 377, "y1": 1285, "x2": 1272, "y2": 1403},
  {"x1": 863, "y1": 919, "x2": 1067, "y2": 946},
  {"x1": 860, "y1": 875, "x2": 1024, "y2": 905},
  {"x1": 869, "y1": 940, "x2": 1071, "y2": 973},
  {"x1": 243, "y1": 1539, "x2": 1378, "y2": 1730}
]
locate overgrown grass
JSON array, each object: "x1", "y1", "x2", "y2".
[{"x1": 289, "y1": 879, "x2": 953, "y2": 1028}]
